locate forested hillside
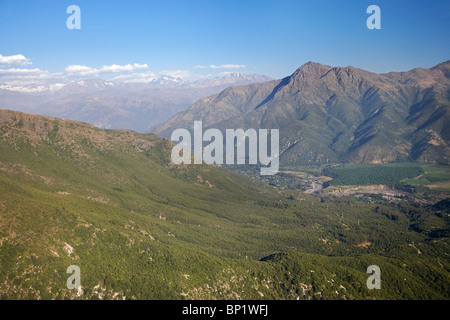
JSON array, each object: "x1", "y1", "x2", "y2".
[{"x1": 1, "y1": 110, "x2": 448, "y2": 299}]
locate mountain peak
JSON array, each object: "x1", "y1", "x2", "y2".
[
  {"x1": 431, "y1": 60, "x2": 450, "y2": 69},
  {"x1": 292, "y1": 61, "x2": 332, "y2": 79},
  {"x1": 56, "y1": 78, "x2": 117, "y2": 95},
  {"x1": 430, "y1": 60, "x2": 450, "y2": 78},
  {"x1": 298, "y1": 61, "x2": 331, "y2": 70},
  {"x1": 154, "y1": 60, "x2": 450, "y2": 165}
]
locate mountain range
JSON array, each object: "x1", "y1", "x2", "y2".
[
  {"x1": 0, "y1": 73, "x2": 272, "y2": 133},
  {"x1": 152, "y1": 61, "x2": 450, "y2": 166}
]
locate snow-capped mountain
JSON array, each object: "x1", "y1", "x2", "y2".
[
  {"x1": 0, "y1": 73, "x2": 272, "y2": 132},
  {"x1": 191, "y1": 72, "x2": 272, "y2": 88}
]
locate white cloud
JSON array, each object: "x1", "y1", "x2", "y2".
[
  {"x1": 0, "y1": 53, "x2": 251, "y2": 90},
  {"x1": 195, "y1": 64, "x2": 246, "y2": 69},
  {"x1": 0, "y1": 68, "x2": 63, "y2": 80},
  {"x1": 65, "y1": 63, "x2": 148, "y2": 76},
  {"x1": 0, "y1": 54, "x2": 32, "y2": 66},
  {"x1": 64, "y1": 65, "x2": 96, "y2": 76},
  {"x1": 111, "y1": 71, "x2": 158, "y2": 83},
  {"x1": 101, "y1": 63, "x2": 148, "y2": 73},
  {"x1": 217, "y1": 71, "x2": 242, "y2": 76},
  {"x1": 0, "y1": 67, "x2": 65, "y2": 90},
  {"x1": 111, "y1": 69, "x2": 190, "y2": 83},
  {"x1": 159, "y1": 70, "x2": 191, "y2": 79},
  {"x1": 0, "y1": 58, "x2": 193, "y2": 88},
  {"x1": 0, "y1": 68, "x2": 42, "y2": 75}
]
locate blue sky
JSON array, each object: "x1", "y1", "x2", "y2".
[{"x1": 0, "y1": 0, "x2": 449, "y2": 86}]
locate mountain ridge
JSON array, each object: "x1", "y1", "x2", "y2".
[{"x1": 152, "y1": 61, "x2": 450, "y2": 166}]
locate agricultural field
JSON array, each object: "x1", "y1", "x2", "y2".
[{"x1": 401, "y1": 164, "x2": 450, "y2": 191}]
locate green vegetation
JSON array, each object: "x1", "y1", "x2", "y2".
[
  {"x1": 0, "y1": 110, "x2": 449, "y2": 300},
  {"x1": 401, "y1": 164, "x2": 450, "y2": 191},
  {"x1": 322, "y1": 163, "x2": 450, "y2": 193},
  {"x1": 323, "y1": 163, "x2": 425, "y2": 186}
]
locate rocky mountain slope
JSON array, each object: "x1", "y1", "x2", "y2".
[{"x1": 152, "y1": 61, "x2": 450, "y2": 166}]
